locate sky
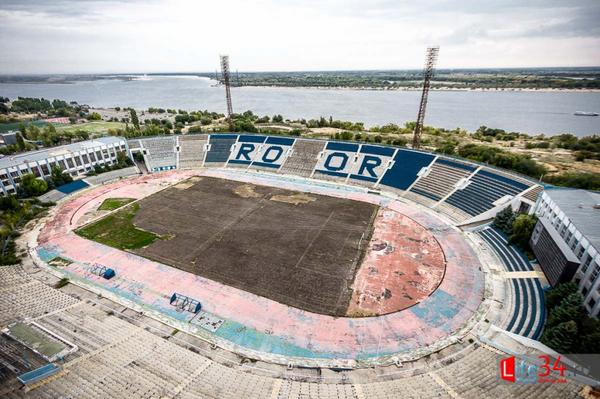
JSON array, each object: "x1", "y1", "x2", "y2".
[{"x1": 0, "y1": 0, "x2": 599, "y2": 74}]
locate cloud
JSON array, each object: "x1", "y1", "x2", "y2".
[{"x1": 0, "y1": 0, "x2": 598, "y2": 73}]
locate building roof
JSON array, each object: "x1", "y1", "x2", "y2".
[
  {"x1": 545, "y1": 187, "x2": 600, "y2": 251},
  {"x1": 0, "y1": 136, "x2": 124, "y2": 170}
]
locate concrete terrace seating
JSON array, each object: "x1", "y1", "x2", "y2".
[
  {"x1": 178, "y1": 134, "x2": 208, "y2": 169},
  {"x1": 406, "y1": 158, "x2": 476, "y2": 207},
  {"x1": 139, "y1": 136, "x2": 176, "y2": 172},
  {"x1": 0, "y1": 266, "x2": 78, "y2": 327},
  {"x1": 205, "y1": 134, "x2": 237, "y2": 166},
  {"x1": 444, "y1": 168, "x2": 533, "y2": 216},
  {"x1": 2, "y1": 266, "x2": 585, "y2": 398},
  {"x1": 279, "y1": 139, "x2": 325, "y2": 177},
  {"x1": 435, "y1": 346, "x2": 582, "y2": 398},
  {"x1": 478, "y1": 227, "x2": 533, "y2": 272},
  {"x1": 477, "y1": 227, "x2": 546, "y2": 340},
  {"x1": 507, "y1": 278, "x2": 546, "y2": 340}
]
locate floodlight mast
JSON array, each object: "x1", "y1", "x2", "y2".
[
  {"x1": 412, "y1": 46, "x2": 439, "y2": 149},
  {"x1": 219, "y1": 55, "x2": 234, "y2": 130}
]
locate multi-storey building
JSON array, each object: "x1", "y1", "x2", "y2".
[
  {"x1": 532, "y1": 188, "x2": 600, "y2": 316},
  {"x1": 0, "y1": 136, "x2": 128, "y2": 195}
]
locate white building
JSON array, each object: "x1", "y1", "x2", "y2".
[
  {"x1": 533, "y1": 188, "x2": 600, "y2": 316},
  {"x1": 0, "y1": 136, "x2": 128, "y2": 195}
]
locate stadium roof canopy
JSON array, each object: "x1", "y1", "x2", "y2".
[
  {"x1": 0, "y1": 136, "x2": 123, "y2": 169},
  {"x1": 545, "y1": 188, "x2": 600, "y2": 250}
]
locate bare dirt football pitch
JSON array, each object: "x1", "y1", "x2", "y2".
[{"x1": 132, "y1": 176, "x2": 378, "y2": 316}]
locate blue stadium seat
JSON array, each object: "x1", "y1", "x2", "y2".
[
  {"x1": 445, "y1": 169, "x2": 530, "y2": 216},
  {"x1": 205, "y1": 134, "x2": 238, "y2": 163},
  {"x1": 379, "y1": 149, "x2": 435, "y2": 191}
]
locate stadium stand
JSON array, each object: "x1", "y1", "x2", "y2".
[
  {"x1": 313, "y1": 141, "x2": 360, "y2": 183},
  {"x1": 348, "y1": 144, "x2": 396, "y2": 188},
  {"x1": 405, "y1": 157, "x2": 477, "y2": 207},
  {"x1": 178, "y1": 135, "x2": 208, "y2": 169},
  {"x1": 379, "y1": 149, "x2": 435, "y2": 194},
  {"x1": 140, "y1": 136, "x2": 176, "y2": 172},
  {"x1": 228, "y1": 135, "x2": 266, "y2": 169},
  {"x1": 444, "y1": 168, "x2": 534, "y2": 217},
  {"x1": 476, "y1": 226, "x2": 546, "y2": 340},
  {"x1": 205, "y1": 134, "x2": 238, "y2": 166},
  {"x1": 0, "y1": 266, "x2": 78, "y2": 326},
  {"x1": 250, "y1": 136, "x2": 295, "y2": 172},
  {"x1": 279, "y1": 139, "x2": 325, "y2": 177}
]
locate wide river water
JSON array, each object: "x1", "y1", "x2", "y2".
[{"x1": 1, "y1": 75, "x2": 599, "y2": 136}]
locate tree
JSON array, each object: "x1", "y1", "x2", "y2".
[
  {"x1": 50, "y1": 165, "x2": 73, "y2": 187},
  {"x1": 15, "y1": 132, "x2": 25, "y2": 151},
  {"x1": 541, "y1": 320, "x2": 578, "y2": 353},
  {"x1": 546, "y1": 292, "x2": 585, "y2": 328},
  {"x1": 20, "y1": 174, "x2": 48, "y2": 197},
  {"x1": 545, "y1": 282, "x2": 578, "y2": 309},
  {"x1": 493, "y1": 206, "x2": 515, "y2": 235},
  {"x1": 88, "y1": 112, "x2": 102, "y2": 121},
  {"x1": 0, "y1": 195, "x2": 20, "y2": 211},
  {"x1": 130, "y1": 108, "x2": 140, "y2": 130},
  {"x1": 509, "y1": 214, "x2": 538, "y2": 250}
]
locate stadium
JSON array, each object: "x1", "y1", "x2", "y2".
[{"x1": 1, "y1": 132, "x2": 595, "y2": 398}]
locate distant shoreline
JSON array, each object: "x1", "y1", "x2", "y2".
[{"x1": 232, "y1": 85, "x2": 600, "y2": 93}]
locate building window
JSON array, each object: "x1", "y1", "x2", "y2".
[
  {"x1": 583, "y1": 286, "x2": 589, "y2": 296},
  {"x1": 578, "y1": 246, "x2": 585, "y2": 259},
  {"x1": 588, "y1": 297, "x2": 596, "y2": 309},
  {"x1": 589, "y1": 264, "x2": 600, "y2": 283},
  {"x1": 582, "y1": 256, "x2": 592, "y2": 273}
]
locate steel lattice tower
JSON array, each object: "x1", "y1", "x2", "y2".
[
  {"x1": 412, "y1": 46, "x2": 439, "y2": 149},
  {"x1": 219, "y1": 55, "x2": 234, "y2": 129}
]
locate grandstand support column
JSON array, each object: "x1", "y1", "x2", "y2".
[
  {"x1": 412, "y1": 46, "x2": 439, "y2": 149},
  {"x1": 220, "y1": 54, "x2": 234, "y2": 131}
]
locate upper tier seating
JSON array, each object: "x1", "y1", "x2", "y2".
[
  {"x1": 444, "y1": 168, "x2": 533, "y2": 216},
  {"x1": 179, "y1": 134, "x2": 208, "y2": 169},
  {"x1": 406, "y1": 158, "x2": 476, "y2": 206},
  {"x1": 379, "y1": 149, "x2": 435, "y2": 193},
  {"x1": 141, "y1": 136, "x2": 176, "y2": 172},
  {"x1": 227, "y1": 135, "x2": 267, "y2": 169},
  {"x1": 279, "y1": 139, "x2": 325, "y2": 177},
  {"x1": 133, "y1": 134, "x2": 539, "y2": 223},
  {"x1": 313, "y1": 141, "x2": 360, "y2": 183},
  {"x1": 249, "y1": 136, "x2": 295, "y2": 171},
  {"x1": 205, "y1": 134, "x2": 237, "y2": 165}
]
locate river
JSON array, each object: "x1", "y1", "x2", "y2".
[{"x1": 1, "y1": 75, "x2": 599, "y2": 136}]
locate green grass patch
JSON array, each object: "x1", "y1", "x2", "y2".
[
  {"x1": 98, "y1": 197, "x2": 135, "y2": 211},
  {"x1": 56, "y1": 121, "x2": 125, "y2": 135},
  {"x1": 76, "y1": 203, "x2": 159, "y2": 250}
]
